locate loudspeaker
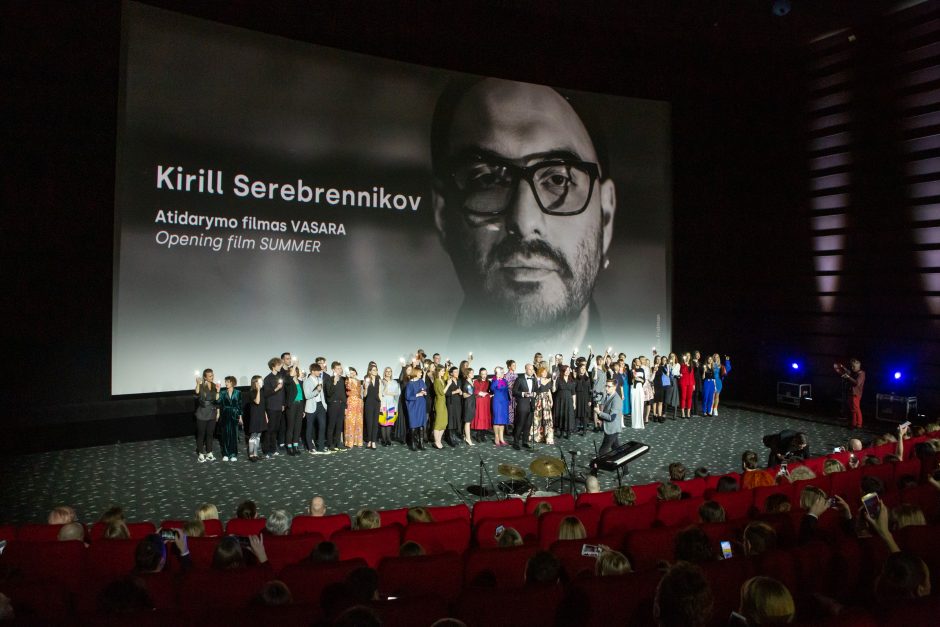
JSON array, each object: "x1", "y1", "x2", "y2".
[{"x1": 875, "y1": 394, "x2": 917, "y2": 423}]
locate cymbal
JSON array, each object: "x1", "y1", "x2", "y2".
[
  {"x1": 497, "y1": 463, "x2": 527, "y2": 480},
  {"x1": 529, "y1": 456, "x2": 565, "y2": 478}
]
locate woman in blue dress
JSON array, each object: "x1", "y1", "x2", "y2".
[
  {"x1": 490, "y1": 366, "x2": 510, "y2": 447},
  {"x1": 701, "y1": 355, "x2": 717, "y2": 417},
  {"x1": 404, "y1": 366, "x2": 428, "y2": 451},
  {"x1": 710, "y1": 353, "x2": 731, "y2": 416}
]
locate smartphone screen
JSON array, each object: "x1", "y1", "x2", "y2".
[
  {"x1": 494, "y1": 525, "x2": 505, "y2": 539},
  {"x1": 862, "y1": 492, "x2": 881, "y2": 519},
  {"x1": 581, "y1": 544, "x2": 601, "y2": 557},
  {"x1": 720, "y1": 540, "x2": 733, "y2": 559}
]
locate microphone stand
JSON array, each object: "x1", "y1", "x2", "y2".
[{"x1": 480, "y1": 453, "x2": 501, "y2": 501}]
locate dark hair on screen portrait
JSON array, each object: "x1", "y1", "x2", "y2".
[{"x1": 429, "y1": 75, "x2": 611, "y2": 178}]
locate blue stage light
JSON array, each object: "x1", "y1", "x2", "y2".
[
  {"x1": 894, "y1": 371, "x2": 902, "y2": 380},
  {"x1": 791, "y1": 362, "x2": 800, "y2": 370}
]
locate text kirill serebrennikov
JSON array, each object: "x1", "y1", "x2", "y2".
[{"x1": 149, "y1": 165, "x2": 423, "y2": 254}]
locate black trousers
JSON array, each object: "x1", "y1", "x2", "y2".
[
  {"x1": 195, "y1": 419, "x2": 215, "y2": 454},
  {"x1": 513, "y1": 405, "x2": 533, "y2": 443},
  {"x1": 599, "y1": 432, "x2": 619, "y2": 457},
  {"x1": 305, "y1": 403, "x2": 327, "y2": 451},
  {"x1": 327, "y1": 402, "x2": 345, "y2": 449},
  {"x1": 286, "y1": 402, "x2": 304, "y2": 445},
  {"x1": 263, "y1": 409, "x2": 283, "y2": 454},
  {"x1": 363, "y1": 401, "x2": 380, "y2": 443}
]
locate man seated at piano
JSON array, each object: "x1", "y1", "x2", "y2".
[{"x1": 593, "y1": 378, "x2": 623, "y2": 457}]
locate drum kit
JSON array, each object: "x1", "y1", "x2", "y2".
[{"x1": 494, "y1": 456, "x2": 567, "y2": 496}]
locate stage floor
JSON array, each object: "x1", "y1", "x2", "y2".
[{"x1": 0, "y1": 406, "x2": 868, "y2": 525}]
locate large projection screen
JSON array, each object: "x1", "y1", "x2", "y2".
[{"x1": 113, "y1": 1, "x2": 672, "y2": 395}]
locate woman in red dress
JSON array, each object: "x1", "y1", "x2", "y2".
[
  {"x1": 678, "y1": 352, "x2": 696, "y2": 418},
  {"x1": 471, "y1": 367, "x2": 492, "y2": 443}
]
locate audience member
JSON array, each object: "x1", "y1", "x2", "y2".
[
  {"x1": 196, "y1": 503, "x2": 219, "y2": 520},
  {"x1": 525, "y1": 551, "x2": 562, "y2": 585},
  {"x1": 864, "y1": 454, "x2": 881, "y2": 466},
  {"x1": 257, "y1": 580, "x2": 292, "y2": 606},
  {"x1": 309, "y1": 541, "x2": 339, "y2": 563},
  {"x1": 97, "y1": 577, "x2": 153, "y2": 613},
  {"x1": 236, "y1": 500, "x2": 258, "y2": 519},
  {"x1": 134, "y1": 530, "x2": 191, "y2": 573},
  {"x1": 763, "y1": 430, "x2": 809, "y2": 467},
  {"x1": 595, "y1": 549, "x2": 631, "y2": 576},
  {"x1": 399, "y1": 541, "x2": 426, "y2": 557},
  {"x1": 57, "y1": 521, "x2": 85, "y2": 542},
  {"x1": 657, "y1": 482, "x2": 682, "y2": 501},
  {"x1": 533, "y1": 502, "x2": 553, "y2": 518},
  {"x1": 407, "y1": 507, "x2": 433, "y2": 523},
  {"x1": 654, "y1": 562, "x2": 713, "y2": 627},
  {"x1": 716, "y1": 476, "x2": 739, "y2": 493},
  {"x1": 741, "y1": 451, "x2": 775, "y2": 489},
  {"x1": 891, "y1": 504, "x2": 926, "y2": 529},
  {"x1": 103, "y1": 520, "x2": 130, "y2": 540},
  {"x1": 182, "y1": 520, "x2": 204, "y2": 538},
  {"x1": 496, "y1": 527, "x2": 523, "y2": 547},
  {"x1": 738, "y1": 576, "x2": 795, "y2": 625},
  {"x1": 354, "y1": 509, "x2": 380, "y2": 530},
  {"x1": 875, "y1": 553, "x2": 931, "y2": 604},
  {"x1": 674, "y1": 527, "x2": 714, "y2": 564},
  {"x1": 698, "y1": 500, "x2": 726, "y2": 523},
  {"x1": 668, "y1": 462, "x2": 687, "y2": 482},
  {"x1": 308, "y1": 496, "x2": 326, "y2": 517},
  {"x1": 47, "y1": 505, "x2": 77, "y2": 525},
  {"x1": 585, "y1": 475, "x2": 601, "y2": 493},
  {"x1": 763, "y1": 494, "x2": 791, "y2": 514},
  {"x1": 742, "y1": 522, "x2": 777, "y2": 557},
  {"x1": 798, "y1": 486, "x2": 852, "y2": 544},
  {"x1": 785, "y1": 466, "x2": 816, "y2": 482},
  {"x1": 265, "y1": 510, "x2": 291, "y2": 536},
  {"x1": 822, "y1": 459, "x2": 845, "y2": 475},
  {"x1": 347, "y1": 566, "x2": 380, "y2": 603},
  {"x1": 98, "y1": 506, "x2": 125, "y2": 526},
  {"x1": 613, "y1": 485, "x2": 636, "y2": 506},
  {"x1": 694, "y1": 467, "x2": 710, "y2": 479},
  {"x1": 212, "y1": 535, "x2": 268, "y2": 568},
  {"x1": 557, "y1": 516, "x2": 586, "y2": 540}
]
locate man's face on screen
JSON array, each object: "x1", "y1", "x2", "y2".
[{"x1": 435, "y1": 79, "x2": 615, "y2": 329}]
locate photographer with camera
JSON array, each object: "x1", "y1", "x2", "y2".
[
  {"x1": 762, "y1": 430, "x2": 809, "y2": 468},
  {"x1": 593, "y1": 378, "x2": 623, "y2": 456}
]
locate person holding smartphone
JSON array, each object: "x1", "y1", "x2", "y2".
[
  {"x1": 246, "y1": 375, "x2": 266, "y2": 462},
  {"x1": 261, "y1": 358, "x2": 286, "y2": 458},
  {"x1": 303, "y1": 363, "x2": 327, "y2": 454}
]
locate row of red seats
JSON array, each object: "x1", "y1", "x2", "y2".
[{"x1": 4, "y1": 523, "x2": 937, "y2": 627}]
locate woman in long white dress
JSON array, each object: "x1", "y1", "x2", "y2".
[{"x1": 630, "y1": 358, "x2": 646, "y2": 430}]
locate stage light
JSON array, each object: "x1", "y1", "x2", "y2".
[
  {"x1": 894, "y1": 371, "x2": 902, "y2": 380},
  {"x1": 791, "y1": 362, "x2": 800, "y2": 371}
]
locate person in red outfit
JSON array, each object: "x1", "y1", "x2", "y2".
[
  {"x1": 678, "y1": 352, "x2": 696, "y2": 418},
  {"x1": 838, "y1": 358, "x2": 865, "y2": 429}
]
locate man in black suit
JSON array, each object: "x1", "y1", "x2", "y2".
[
  {"x1": 322, "y1": 361, "x2": 347, "y2": 451},
  {"x1": 762, "y1": 429, "x2": 809, "y2": 468},
  {"x1": 512, "y1": 363, "x2": 537, "y2": 450},
  {"x1": 262, "y1": 357, "x2": 286, "y2": 458},
  {"x1": 277, "y1": 351, "x2": 295, "y2": 449}
]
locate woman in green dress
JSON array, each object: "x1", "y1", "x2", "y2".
[{"x1": 218, "y1": 376, "x2": 243, "y2": 461}]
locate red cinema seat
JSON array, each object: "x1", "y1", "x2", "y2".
[
  {"x1": 0, "y1": 524, "x2": 15, "y2": 541},
  {"x1": 137, "y1": 571, "x2": 177, "y2": 609},
  {"x1": 656, "y1": 496, "x2": 704, "y2": 528},
  {"x1": 874, "y1": 442, "x2": 897, "y2": 459},
  {"x1": 895, "y1": 524, "x2": 940, "y2": 590},
  {"x1": 631, "y1": 481, "x2": 662, "y2": 505},
  {"x1": 893, "y1": 458, "x2": 921, "y2": 483},
  {"x1": 291, "y1": 513, "x2": 350, "y2": 538},
  {"x1": 0, "y1": 580, "x2": 71, "y2": 623},
  {"x1": 89, "y1": 521, "x2": 156, "y2": 540},
  {"x1": 829, "y1": 468, "x2": 863, "y2": 505},
  {"x1": 15, "y1": 523, "x2": 64, "y2": 542},
  {"x1": 548, "y1": 538, "x2": 601, "y2": 579},
  {"x1": 525, "y1": 493, "x2": 575, "y2": 515},
  {"x1": 332, "y1": 525, "x2": 402, "y2": 567},
  {"x1": 177, "y1": 567, "x2": 270, "y2": 609},
  {"x1": 186, "y1": 536, "x2": 219, "y2": 569},
  {"x1": 700, "y1": 521, "x2": 742, "y2": 548},
  {"x1": 700, "y1": 557, "x2": 752, "y2": 623},
  {"x1": 377, "y1": 552, "x2": 463, "y2": 601},
  {"x1": 85, "y1": 538, "x2": 139, "y2": 580},
  {"x1": 371, "y1": 595, "x2": 451, "y2": 627},
  {"x1": 803, "y1": 457, "x2": 826, "y2": 477},
  {"x1": 474, "y1": 514, "x2": 538, "y2": 548},
  {"x1": 829, "y1": 450, "x2": 853, "y2": 467},
  {"x1": 378, "y1": 508, "x2": 409, "y2": 527},
  {"x1": 423, "y1": 504, "x2": 470, "y2": 523},
  {"x1": 676, "y1": 477, "x2": 708, "y2": 498},
  {"x1": 403, "y1": 518, "x2": 470, "y2": 555},
  {"x1": 707, "y1": 489, "x2": 754, "y2": 521},
  {"x1": 899, "y1": 484, "x2": 940, "y2": 524},
  {"x1": 751, "y1": 548, "x2": 799, "y2": 595},
  {"x1": 472, "y1": 498, "x2": 524, "y2": 526},
  {"x1": 791, "y1": 541, "x2": 836, "y2": 599},
  {"x1": 464, "y1": 545, "x2": 537, "y2": 589},
  {"x1": 262, "y1": 533, "x2": 324, "y2": 571},
  {"x1": 570, "y1": 570, "x2": 662, "y2": 627},
  {"x1": 0, "y1": 540, "x2": 85, "y2": 594},
  {"x1": 598, "y1": 501, "x2": 657, "y2": 538},
  {"x1": 225, "y1": 518, "x2": 267, "y2": 536},
  {"x1": 455, "y1": 584, "x2": 561, "y2": 626},
  {"x1": 576, "y1": 491, "x2": 616, "y2": 509},
  {"x1": 278, "y1": 558, "x2": 368, "y2": 605},
  {"x1": 624, "y1": 527, "x2": 678, "y2": 571},
  {"x1": 538, "y1": 509, "x2": 601, "y2": 548}
]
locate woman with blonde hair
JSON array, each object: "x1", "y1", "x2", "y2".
[
  {"x1": 613, "y1": 485, "x2": 636, "y2": 506},
  {"x1": 891, "y1": 504, "x2": 926, "y2": 529},
  {"x1": 739, "y1": 576, "x2": 795, "y2": 624},
  {"x1": 354, "y1": 509, "x2": 380, "y2": 530},
  {"x1": 196, "y1": 503, "x2": 219, "y2": 521},
  {"x1": 557, "y1": 516, "x2": 587, "y2": 540},
  {"x1": 596, "y1": 549, "x2": 632, "y2": 576},
  {"x1": 822, "y1": 459, "x2": 845, "y2": 475},
  {"x1": 344, "y1": 367, "x2": 363, "y2": 448},
  {"x1": 378, "y1": 366, "x2": 400, "y2": 447}
]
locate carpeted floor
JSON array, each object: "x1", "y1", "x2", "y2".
[{"x1": 0, "y1": 406, "x2": 868, "y2": 525}]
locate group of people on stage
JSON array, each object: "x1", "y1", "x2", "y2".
[{"x1": 191, "y1": 347, "x2": 731, "y2": 462}]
